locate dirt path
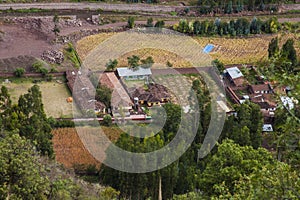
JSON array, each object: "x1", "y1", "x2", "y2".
[{"x1": 0, "y1": 2, "x2": 182, "y2": 12}]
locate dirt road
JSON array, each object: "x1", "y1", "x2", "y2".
[{"x1": 0, "y1": 2, "x2": 182, "y2": 12}]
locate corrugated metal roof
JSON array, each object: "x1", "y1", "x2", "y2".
[
  {"x1": 117, "y1": 67, "x2": 152, "y2": 77},
  {"x1": 225, "y1": 67, "x2": 243, "y2": 79}
]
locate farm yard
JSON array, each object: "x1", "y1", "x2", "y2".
[
  {"x1": 52, "y1": 126, "x2": 123, "y2": 168},
  {"x1": 2, "y1": 79, "x2": 78, "y2": 118}
]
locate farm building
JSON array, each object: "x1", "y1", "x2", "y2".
[
  {"x1": 131, "y1": 83, "x2": 170, "y2": 107},
  {"x1": 224, "y1": 67, "x2": 245, "y2": 86},
  {"x1": 117, "y1": 67, "x2": 152, "y2": 80},
  {"x1": 99, "y1": 72, "x2": 133, "y2": 114},
  {"x1": 66, "y1": 70, "x2": 106, "y2": 114},
  {"x1": 249, "y1": 84, "x2": 273, "y2": 94}
]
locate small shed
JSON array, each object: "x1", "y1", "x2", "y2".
[{"x1": 117, "y1": 67, "x2": 152, "y2": 80}]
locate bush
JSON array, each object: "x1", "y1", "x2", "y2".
[
  {"x1": 32, "y1": 61, "x2": 44, "y2": 73},
  {"x1": 14, "y1": 68, "x2": 25, "y2": 77},
  {"x1": 102, "y1": 115, "x2": 112, "y2": 126}
]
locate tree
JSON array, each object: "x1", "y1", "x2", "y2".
[
  {"x1": 212, "y1": 59, "x2": 224, "y2": 74},
  {"x1": 146, "y1": 18, "x2": 154, "y2": 27},
  {"x1": 103, "y1": 115, "x2": 112, "y2": 126},
  {"x1": 17, "y1": 85, "x2": 54, "y2": 157},
  {"x1": 193, "y1": 20, "x2": 201, "y2": 35},
  {"x1": 250, "y1": 17, "x2": 262, "y2": 34},
  {"x1": 0, "y1": 86, "x2": 11, "y2": 112},
  {"x1": 106, "y1": 59, "x2": 118, "y2": 71},
  {"x1": 0, "y1": 134, "x2": 50, "y2": 199},
  {"x1": 264, "y1": 17, "x2": 280, "y2": 33},
  {"x1": 53, "y1": 24, "x2": 60, "y2": 36},
  {"x1": 159, "y1": 103, "x2": 182, "y2": 137},
  {"x1": 166, "y1": 61, "x2": 173, "y2": 68},
  {"x1": 225, "y1": 1, "x2": 233, "y2": 14},
  {"x1": 96, "y1": 85, "x2": 112, "y2": 108},
  {"x1": 127, "y1": 55, "x2": 140, "y2": 69},
  {"x1": 141, "y1": 56, "x2": 154, "y2": 68},
  {"x1": 268, "y1": 37, "x2": 279, "y2": 58},
  {"x1": 199, "y1": 139, "x2": 275, "y2": 196},
  {"x1": 221, "y1": 162, "x2": 300, "y2": 199},
  {"x1": 53, "y1": 14, "x2": 60, "y2": 36},
  {"x1": 127, "y1": 16, "x2": 135, "y2": 28},
  {"x1": 222, "y1": 102, "x2": 263, "y2": 149},
  {"x1": 177, "y1": 19, "x2": 189, "y2": 33},
  {"x1": 14, "y1": 68, "x2": 25, "y2": 77},
  {"x1": 154, "y1": 20, "x2": 165, "y2": 28},
  {"x1": 281, "y1": 38, "x2": 298, "y2": 68}
]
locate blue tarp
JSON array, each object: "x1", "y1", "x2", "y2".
[{"x1": 203, "y1": 44, "x2": 214, "y2": 53}]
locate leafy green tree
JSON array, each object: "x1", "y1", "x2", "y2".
[
  {"x1": 193, "y1": 20, "x2": 201, "y2": 35},
  {"x1": 0, "y1": 134, "x2": 50, "y2": 199},
  {"x1": 103, "y1": 115, "x2": 112, "y2": 126},
  {"x1": 96, "y1": 85, "x2": 112, "y2": 108},
  {"x1": 127, "y1": 16, "x2": 135, "y2": 28},
  {"x1": 0, "y1": 86, "x2": 11, "y2": 112},
  {"x1": 225, "y1": 1, "x2": 233, "y2": 14},
  {"x1": 159, "y1": 103, "x2": 182, "y2": 137},
  {"x1": 146, "y1": 18, "x2": 154, "y2": 27},
  {"x1": 268, "y1": 37, "x2": 280, "y2": 58},
  {"x1": 264, "y1": 17, "x2": 280, "y2": 33},
  {"x1": 141, "y1": 56, "x2": 154, "y2": 68},
  {"x1": 218, "y1": 162, "x2": 300, "y2": 199},
  {"x1": 250, "y1": 17, "x2": 262, "y2": 34},
  {"x1": 17, "y1": 85, "x2": 54, "y2": 157},
  {"x1": 199, "y1": 139, "x2": 275, "y2": 196},
  {"x1": 166, "y1": 61, "x2": 173, "y2": 68},
  {"x1": 281, "y1": 38, "x2": 298, "y2": 69},
  {"x1": 222, "y1": 102, "x2": 263, "y2": 148},
  {"x1": 53, "y1": 14, "x2": 60, "y2": 36},
  {"x1": 178, "y1": 19, "x2": 190, "y2": 33},
  {"x1": 212, "y1": 59, "x2": 224, "y2": 74},
  {"x1": 154, "y1": 20, "x2": 165, "y2": 28},
  {"x1": 106, "y1": 59, "x2": 118, "y2": 71},
  {"x1": 14, "y1": 68, "x2": 25, "y2": 77},
  {"x1": 127, "y1": 55, "x2": 140, "y2": 69}
]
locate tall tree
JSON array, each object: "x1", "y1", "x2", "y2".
[
  {"x1": 268, "y1": 37, "x2": 279, "y2": 58},
  {"x1": 0, "y1": 134, "x2": 50, "y2": 199},
  {"x1": 281, "y1": 38, "x2": 298, "y2": 69},
  {"x1": 199, "y1": 139, "x2": 275, "y2": 196},
  {"x1": 127, "y1": 16, "x2": 135, "y2": 28}
]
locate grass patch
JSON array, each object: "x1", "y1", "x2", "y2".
[{"x1": 2, "y1": 80, "x2": 78, "y2": 118}]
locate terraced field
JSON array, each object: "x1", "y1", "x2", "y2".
[
  {"x1": 52, "y1": 126, "x2": 123, "y2": 168},
  {"x1": 77, "y1": 32, "x2": 300, "y2": 66}
]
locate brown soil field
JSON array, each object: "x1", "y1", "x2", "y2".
[{"x1": 52, "y1": 126, "x2": 123, "y2": 168}]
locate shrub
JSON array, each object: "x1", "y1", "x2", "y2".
[
  {"x1": 103, "y1": 115, "x2": 112, "y2": 126},
  {"x1": 14, "y1": 68, "x2": 25, "y2": 77}
]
